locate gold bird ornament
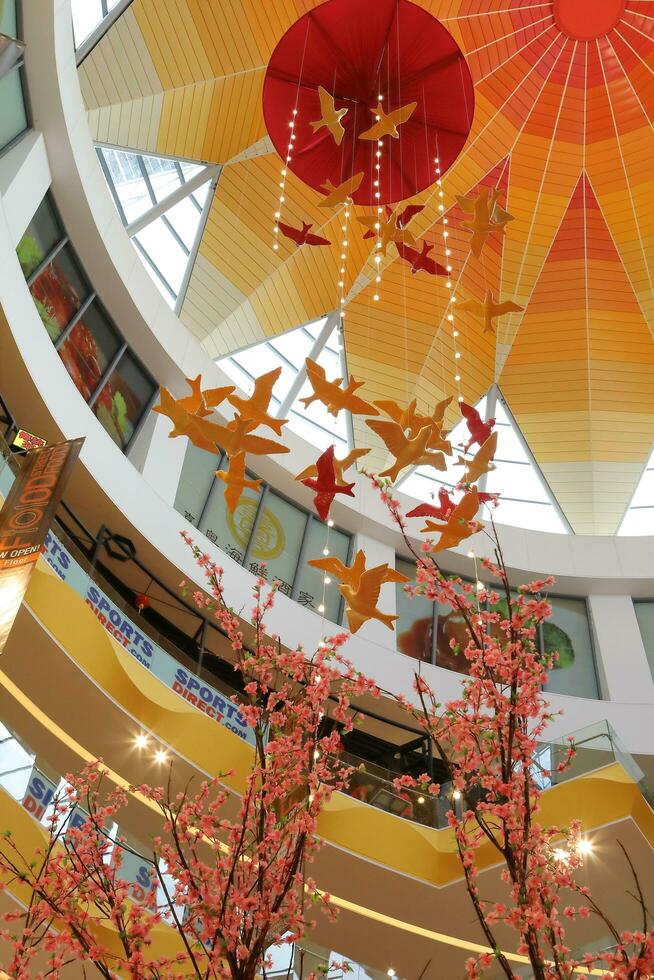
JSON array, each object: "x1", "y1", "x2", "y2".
[
  {"x1": 420, "y1": 488, "x2": 484, "y2": 553},
  {"x1": 319, "y1": 172, "x2": 364, "y2": 208},
  {"x1": 359, "y1": 101, "x2": 418, "y2": 141},
  {"x1": 308, "y1": 550, "x2": 408, "y2": 591},
  {"x1": 456, "y1": 187, "x2": 515, "y2": 258},
  {"x1": 301, "y1": 359, "x2": 379, "y2": 417},
  {"x1": 454, "y1": 431, "x2": 498, "y2": 484},
  {"x1": 216, "y1": 452, "x2": 262, "y2": 514},
  {"x1": 311, "y1": 86, "x2": 348, "y2": 146},
  {"x1": 340, "y1": 563, "x2": 403, "y2": 633},
  {"x1": 357, "y1": 209, "x2": 418, "y2": 256},
  {"x1": 458, "y1": 289, "x2": 524, "y2": 334},
  {"x1": 227, "y1": 367, "x2": 287, "y2": 435},
  {"x1": 366, "y1": 419, "x2": 447, "y2": 483},
  {"x1": 295, "y1": 447, "x2": 370, "y2": 484}
]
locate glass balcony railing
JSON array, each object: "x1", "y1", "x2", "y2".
[{"x1": 1, "y1": 434, "x2": 651, "y2": 832}]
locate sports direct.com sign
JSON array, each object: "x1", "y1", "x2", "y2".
[{"x1": 40, "y1": 530, "x2": 253, "y2": 745}]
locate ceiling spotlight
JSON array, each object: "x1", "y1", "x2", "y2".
[
  {"x1": 577, "y1": 838, "x2": 593, "y2": 856},
  {"x1": 417, "y1": 796, "x2": 425, "y2": 805},
  {"x1": 387, "y1": 970, "x2": 395, "y2": 978},
  {"x1": 452, "y1": 788, "x2": 462, "y2": 800},
  {"x1": 134, "y1": 733, "x2": 148, "y2": 750},
  {"x1": 553, "y1": 847, "x2": 569, "y2": 863},
  {"x1": 154, "y1": 749, "x2": 168, "y2": 765}
]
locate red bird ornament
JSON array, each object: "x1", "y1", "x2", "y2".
[
  {"x1": 407, "y1": 488, "x2": 456, "y2": 521},
  {"x1": 460, "y1": 401, "x2": 496, "y2": 453},
  {"x1": 395, "y1": 240, "x2": 447, "y2": 277},
  {"x1": 301, "y1": 445, "x2": 355, "y2": 521},
  {"x1": 277, "y1": 221, "x2": 331, "y2": 247}
]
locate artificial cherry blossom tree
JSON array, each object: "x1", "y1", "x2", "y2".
[
  {"x1": 371, "y1": 473, "x2": 654, "y2": 980},
  {"x1": 0, "y1": 537, "x2": 378, "y2": 979}
]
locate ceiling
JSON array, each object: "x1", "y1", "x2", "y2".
[{"x1": 77, "y1": 0, "x2": 654, "y2": 535}]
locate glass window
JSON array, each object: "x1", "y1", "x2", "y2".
[
  {"x1": 71, "y1": 0, "x2": 123, "y2": 48},
  {"x1": 0, "y1": 68, "x2": 27, "y2": 153},
  {"x1": 174, "y1": 442, "x2": 222, "y2": 527},
  {"x1": 17, "y1": 198, "x2": 63, "y2": 278},
  {"x1": 134, "y1": 220, "x2": 187, "y2": 296},
  {"x1": 93, "y1": 351, "x2": 155, "y2": 449},
  {"x1": 395, "y1": 558, "x2": 435, "y2": 663},
  {"x1": 295, "y1": 519, "x2": 350, "y2": 621},
  {"x1": 30, "y1": 246, "x2": 91, "y2": 342},
  {"x1": 250, "y1": 490, "x2": 307, "y2": 594},
  {"x1": 542, "y1": 597, "x2": 598, "y2": 699},
  {"x1": 634, "y1": 602, "x2": 654, "y2": 682},
  {"x1": 198, "y1": 474, "x2": 261, "y2": 565},
  {"x1": 59, "y1": 302, "x2": 122, "y2": 402},
  {"x1": 0, "y1": 0, "x2": 18, "y2": 34}
]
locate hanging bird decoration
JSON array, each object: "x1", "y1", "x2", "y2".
[
  {"x1": 420, "y1": 488, "x2": 484, "y2": 552},
  {"x1": 154, "y1": 387, "x2": 210, "y2": 440},
  {"x1": 456, "y1": 187, "x2": 515, "y2": 258},
  {"x1": 458, "y1": 289, "x2": 523, "y2": 334},
  {"x1": 300, "y1": 445, "x2": 355, "y2": 521},
  {"x1": 176, "y1": 375, "x2": 210, "y2": 417},
  {"x1": 407, "y1": 488, "x2": 456, "y2": 522},
  {"x1": 359, "y1": 101, "x2": 418, "y2": 141},
  {"x1": 395, "y1": 240, "x2": 447, "y2": 277},
  {"x1": 455, "y1": 431, "x2": 498, "y2": 484},
  {"x1": 216, "y1": 452, "x2": 262, "y2": 514},
  {"x1": 339, "y1": 563, "x2": 401, "y2": 633},
  {"x1": 319, "y1": 172, "x2": 364, "y2": 208},
  {"x1": 277, "y1": 221, "x2": 331, "y2": 248},
  {"x1": 155, "y1": 382, "x2": 234, "y2": 429},
  {"x1": 374, "y1": 396, "x2": 452, "y2": 438},
  {"x1": 459, "y1": 401, "x2": 496, "y2": 452},
  {"x1": 227, "y1": 367, "x2": 287, "y2": 435},
  {"x1": 308, "y1": 549, "x2": 408, "y2": 590},
  {"x1": 301, "y1": 359, "x2": 379, "y2": 417},
  {"x1": 362, "y1": 203, "x2": 425, "y2": 238},
  {"x1": 295, "y1": 447, "x2": 370, "y2": 484},
  {"x1": 358, "y1": 210, "x2": 418, "y2": 256},
  {"x1": 366, "y1": 419, "x2": 447, "y2": 483},
  {"x1": 310, "y1": 86, "x2": 349, "y2": 146}
]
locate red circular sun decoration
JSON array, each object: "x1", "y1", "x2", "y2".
[{"x1": 263, "y1": 0, "x2": 475, "y2": 206}]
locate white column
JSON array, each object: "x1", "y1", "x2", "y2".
[
  {"x1": 137, "y1": 411, "x2": 187, "y2": 507},
  {"x1": 351, "y1": 531, "x2": 398, "y2": 649},
  {"x1": 587, "y1": 594, "x2": 654, "y2": 703},
  {"x1": 0, "y1": 132, "x2": 51, "y2": 246}
]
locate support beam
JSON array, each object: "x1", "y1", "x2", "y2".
[
  {"x1": 174, "y1": 170, "x2": 220, "y2": 315},
  {"x1": 75, "y1": 0, "x2": 136, "y2": 66},
  {"x1": 124, "y1": 164, "x2": 220, "y2": 239},
  {"x1": 275, "y1": 311, "x2": 338, "y2": 419}
]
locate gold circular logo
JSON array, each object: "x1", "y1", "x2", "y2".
[{"x1": 226, "y1": 499, "x2": 285, "y2": 561}]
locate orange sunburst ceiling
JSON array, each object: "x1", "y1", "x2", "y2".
[{"x1": 79, "y1": 0, "x2": 654, "y2": 534}]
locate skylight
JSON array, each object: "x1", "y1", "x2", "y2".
[
  {"x1": 216, "y1": 315, "x2": 350, "y2": 452},
  {"x1": 399, "y1": 388, "x2": 571, "y2": 535},
  {"x1": 96, "y1": 146, "x2": 218, "y2": 310},
  {"x1": 71, "y1": 0, "x2": 123, "y2": 49},
  {"x1": 618, "y1": 445, "x2": 654, "y2": 536}
]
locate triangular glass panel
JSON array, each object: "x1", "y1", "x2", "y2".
[
  {"x1": 399, "y1": 389, "x2": 570, "y2": 535},
  {"x1": 216, "y1": 317, "x2": 350, "y2": 452},
  {"x1": 72, "y1": 0, "x2": 124, "y2": 49},
  {"x1": 96, "y1": 145, "x2": 215, "y2": 308},
  {"x1": 618, "y1": 446, "x2": 654, "y2": 535}
]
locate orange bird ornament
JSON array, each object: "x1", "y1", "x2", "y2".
[
  {"x1": 227, "y1": 367, "x2": 287, "y2": 435},
  {"x1": 357, "y1": 210, "x2": 417, "y2": 256},
  {"x1": 457, "y1": 187, "x2": 514, "y2": 258},
  {"x1": 216, "y1": 452, "x2": 262, "y2": 514},
  {"x1": 301, "y1": 445, "x2": 355, "y2": 521},
  {"x1": 188, "y1": 413, "x2": 290, "y2": 458},
  {"x1": 319, "y1": 172, "x2": 364, "y2": 208},
  {"x1": 455, "y1": 431, "x2": 498, "y2": 485},
  {"x1": 366, "y1": 419, "x2": 447, "y2": 483},
  {"x1": 340, "y1": 563, "x2": 401, "y2": 633},
  {"x1": 308, "y1": 549, "x2": 408, "y2": 590},
  {"x1": 310, "y1": 86, "x2": 348, "y2": 146},
  {"x1": 458, "y1": 289, "x2": 523, "y2": 334},
  {"x1": 301, "y1": 359, "x2": 379, "y2": 417},
  {"x1": 359, "y1": 101, "x2": 418, "y2": 141},
  {"x1": 420, "y1": 488, "x2": 484, "y2": 552}
]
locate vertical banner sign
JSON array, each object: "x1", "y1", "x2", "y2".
[{"x1": 0, "y1": 438, "x2": 83, "y2": 654}]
